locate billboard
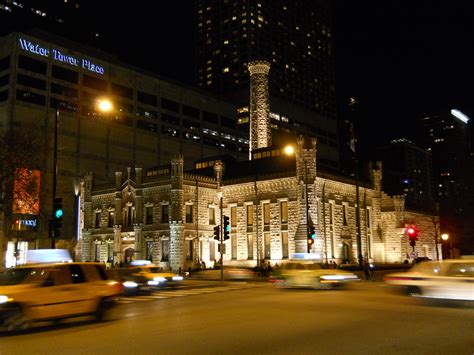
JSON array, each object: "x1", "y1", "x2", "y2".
[{"x1": 12, "y1": 168, "x2": 41, "y2": 215}]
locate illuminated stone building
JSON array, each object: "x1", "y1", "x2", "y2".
[
  {"x1": 0, "y1": 31, "x2": 248, "y2": 266},
  {"x1": 78, "y1": 61, "x2": 440, "y2": 269}
]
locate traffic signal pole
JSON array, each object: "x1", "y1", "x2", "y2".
[
  {"x1": 50, "y1": 108, "x2": 59, "y2": 249},
  {"x1": 219, "y1": 196, "x2": 223, "y2": 282}
]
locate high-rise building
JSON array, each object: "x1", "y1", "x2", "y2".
[
  {"x1": 419, "y1": 109, "x2": 474, "y2": 254},
  {"x1": 194, "y1": 0, "x2": 339, "y2": 171},
  {"x1": 0, "y1": 31, "x2": 248, "y2": 261},
  {"x1": 0, "y1": 0, "x2": 91, "y2": 39},
  {"x1": 376, "y1": 138, "x2": 433, "y2": 211}
]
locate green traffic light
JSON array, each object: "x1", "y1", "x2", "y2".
[{"x1": 55, "y1": 209, "x2": 63, "y2": 219}]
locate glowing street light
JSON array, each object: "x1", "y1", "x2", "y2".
[{"x1": 97, "y1": 98, "x2": 113, "y2": 113}]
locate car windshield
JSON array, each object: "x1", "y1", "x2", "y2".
[
  {"x1": 0, "y1": 268, "x2": 48, "y2": 285},
  {"x1": 145, "y1": 267, "x2": 164, "y2": 273}
]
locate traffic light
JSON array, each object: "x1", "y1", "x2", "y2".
[
  {"x1": 51, "y1": 197, "x2": 63, "y2": 238},
  {"x1": 223, "y1": 215, "x2": 230, "y2": 240},
  {"x1": 307, "y1": 226, "x2": 316, "y2": 246},
  {"x1": 406, "y1": 225, "x2": 419, "y2": 247},
  {"x1": 213, "y1": 225, "x2": 220, "y2": 241}
]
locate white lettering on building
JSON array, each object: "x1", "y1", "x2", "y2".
[{"x1": 19, "y1": 37, "x2": 105, "y2": 75}]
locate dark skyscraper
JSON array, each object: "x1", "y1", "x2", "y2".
[
  {"x1": 194, "y1": 0, "x2": 340, "y2": 170},
  {"x1": 419, "y1": 109, "x2": 474, "y2": 254}
]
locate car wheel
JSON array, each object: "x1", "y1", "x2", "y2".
[
  {"x1": 95, "y1": 298, "x2": 113, "y2": 321},
  {"x1": 4, "y1": 308, "x2": 30, "y2": 332},
  {"x1": 407, "y1": 286, "x2": 422, "y2": 296}
]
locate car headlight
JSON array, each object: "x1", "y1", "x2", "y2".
[
  {"x1": 153, "y1": 277, "x2": 166, "y2": 282},
  {"x1": 123, "y1": 281, "x2": 138, "y2": 288},
  {"x1": 172, "y1": 276, "x2": 183, "y2": 281},
  {"x1": 320, "y1": 275, "x2": 345, "y2": 281},
  {"x1": 0, "y1": 295, "x2": 10, "y2": 304}
]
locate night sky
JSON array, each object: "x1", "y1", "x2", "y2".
[{"x1": 87, "y1": 1, "x2": 474, "y2": 161}]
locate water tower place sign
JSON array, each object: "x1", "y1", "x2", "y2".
[{"x1": 18, "y1": 37, "x2": 105, "y2": 75}]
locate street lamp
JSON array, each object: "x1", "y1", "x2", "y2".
[
  {"x1": 441, "y1": 233, "x2": 452, "y2": 259},
  {"x1": 50, "y1": 98, "x2": 113, "y2": 248}
]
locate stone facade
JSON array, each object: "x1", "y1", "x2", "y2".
[{"x1": 78, "y1": 145, "x2": 441, "y2": 269}]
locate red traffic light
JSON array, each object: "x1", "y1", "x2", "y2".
[{"x1": 405, "y1": 226, "x2": 419, "y2": 239}]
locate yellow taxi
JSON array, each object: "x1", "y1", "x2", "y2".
[
  {"x1": 0, "y1": 257, "x2": 122, "y2": 331},
  {"x1": 128, "y1": 261, "x2": 184, "y2": 288}
]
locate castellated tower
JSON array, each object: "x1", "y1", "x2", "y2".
[
  {"x1": 170, "y1": 155, "x2": 185, "y2": 273},
  {"x1": 248, "y1": 61, "x2": 271, "y2": 159}
]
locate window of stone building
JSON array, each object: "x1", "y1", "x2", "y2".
[
  {"x1": 108, "y1": 211, "x2": 115, "y2": 227},
  {"x1": 123, "y1": 205, "x2": 135, "y2": 227},
  {"x1": 210, "y1": 238, "x2": 216, "y2": 262},
  {"x1": 366, "y1": 208, "x2": 372, "y2": 258},
  {"x1": 280, "y1": 201, "x2": 288, "y2": 224},
  {"x1": 186, "y1": 240, "x2": 193, "y2": 260},
  {"x1": 161, "y1": 240, "x2": 169, "y2": 261},
  {"x1": 231, "y1": 234, "x2": 237, "y2": 260},
  {"x1": 186, "y1": 205, "x2": 193, "y2": 223},
  {"x1": 247, "y1": 234, "x2": 254, "y2": 259},
  {"x1": 263, "y1": 203, "x2": 270, "y2": 225},
  {"x1": 146, "y1": 241, "x2": 153, "y2": 262},
  {"x1": 342, "y1": 203, "x2": 347, "y2": 226},
  {"x1": 329, "y1": 201, "x2": 335, "y2": 258},
  {"x1": 146, "y1": 206, "x2": 153, "y2": 225},
  {"x1": 209, "y1": 207, "x2": 215, "y2": 225},
  {"x1": 264, "y1": 232, "x2": 271, "y2": 259},
  {"x1": 94, "y1": 243, "x2": 101, "y2": 262},
  {"x1": 246, "y1": 204, "x2": 253, "y2": 226},
  {"x1": 231, "y1": 206, "x2": 237, "y2": 227},
  {"x1": 162, "y1": 205, "x2": 169, "y2": 223},
  {"x1": 94, "y1": 211, "x2": 101, "y2": 228},
  {"x1": 107, "y1": 242, "x2": 113, "y2": 262},
  {"x1": 282, "y1": 232, "x2": 289, "y2": 258}
]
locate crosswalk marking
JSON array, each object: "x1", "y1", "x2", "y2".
[{"x1": 117, "y1": 283, "x2": 260, "y2": 304}]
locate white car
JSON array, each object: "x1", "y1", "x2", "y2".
[
  {"x1": 384, "y1": 259, "x2": 474, "y2": 302},
  {"x1": 273, "y1": 261, "x2": 359, "y2": 289}
]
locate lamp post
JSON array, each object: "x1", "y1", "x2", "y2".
[
  {"x1": 49, "y1": 98, "x2": 113, "y2": 248},
  {"x1": 441, "y1": 233, "x2": 452, "y2": 259}
]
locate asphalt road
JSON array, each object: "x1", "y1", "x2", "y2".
[{"x1": 0, "y1": 282, "x2": 472, "y2": 355}]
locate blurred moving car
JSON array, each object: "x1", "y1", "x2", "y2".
[
  {"x1": 384, "y1": 259, "x2": 474, "y2": 301},
  {"x1": 192, "y1": 267, "x2": 257, "y2": 281},
  {"x1": 0, "y1": 261, "x2": 122, "y2": 331},
  {"x1": 272, "y1": 261, "x2": 359, "y2": 289},
  {"x1": 107, "y1": 268, "x2": 151, "y2": 296},
  {"x1": 127, "y1": 262, "x2": 184, "y2": 288}
]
